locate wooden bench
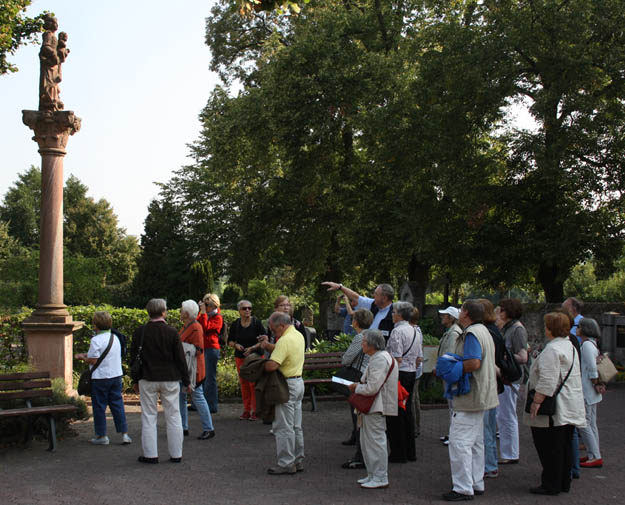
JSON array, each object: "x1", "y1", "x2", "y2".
[
  {"x1": 303, "y1": 351, "x2": 344, "y2": 411},
  {"x1": 0, "y1": 372, "x2": 78, "y2": 451}
]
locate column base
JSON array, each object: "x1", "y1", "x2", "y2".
[{"x1": 22, "y1": 318, "x2": 84, "y2": 394}]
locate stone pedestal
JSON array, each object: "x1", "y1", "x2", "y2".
[{"x1": 21, "y1": 109, "x2": 83, "y2": 391}]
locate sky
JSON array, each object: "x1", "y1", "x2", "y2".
[{"x1": 0, "y1": 0, "x2": 220, "y2": 237}]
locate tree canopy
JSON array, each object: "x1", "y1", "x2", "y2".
[{"x1": 138, "y1": 0, "x2": 625, "y2": 306}]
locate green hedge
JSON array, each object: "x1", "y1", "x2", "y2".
[{"x1": 0, "y1": 306, "x2": 240, "y2": 379}]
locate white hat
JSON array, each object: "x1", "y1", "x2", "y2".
[{"x1": 438, "y1": 306, "x2": 460, "y2": 319}]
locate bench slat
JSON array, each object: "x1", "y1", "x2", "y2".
[
  {"x1": 304, "y1": 364, "x2": 342, "y2": 370},
  {"x1": 0, "y1": 372, "x2": 50, "y2": 381},
  {"x1": 0, "y1": 404, "x2": 78, "y2": 418},
  {"x1": 0, "y1": 389, "x2": 54, "y2": 401},
  {"x1": 0, "y1": 380, "x2": 52, "y2": 391}
]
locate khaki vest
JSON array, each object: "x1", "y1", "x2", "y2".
[{"x1": 453, "y1": 323, "x2": 499, "y2": 412}]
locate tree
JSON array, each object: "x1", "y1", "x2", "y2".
[
  {"x1": 0, "y1": 168, "x2": 140, "y2": 306},
  {"x1": 479, "y1": 0, "x2": 625, "y2": 301},
  {"x1": 0, "y1": 165, "x2": 40, "y2": 248},
  {"x1": 0, "y1": 1, "x2": 45, "y2": 75},
  {"x1": 132, "y1": 197, "x2": 210, "y2": 308}
]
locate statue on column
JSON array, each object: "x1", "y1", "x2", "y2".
[{"x1": 39, "y1": 13, "x2": 69, "y2": 111}]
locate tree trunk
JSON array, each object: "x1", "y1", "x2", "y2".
[{"x1": 537, "y1": 262, "x2": 564, "y2": 303}]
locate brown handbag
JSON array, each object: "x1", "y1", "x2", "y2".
[{"x1": 348, "y1": 358, "x2": 395, "y2": 414}]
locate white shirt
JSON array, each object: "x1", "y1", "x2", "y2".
[
  {"x1": 387, "y1": 320, "x2": 422, "y2": 373},
  {"x1": 580, "y1": 339, "x2": 602, "y2": 405},
  {"x1": 87, "y1": 331, "x2": 123, "y2": 379}
]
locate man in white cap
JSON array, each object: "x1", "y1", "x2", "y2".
[{"x1": 435, "y1": 306, "x2": 462, "y2": 445}]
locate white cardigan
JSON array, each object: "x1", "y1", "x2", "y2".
[
  {"x1": 523, "y1": 337, "x2": 585, "y2": 428},
  {"x1": 355, "y1": 350, "x2": 398, "y2": 416}
]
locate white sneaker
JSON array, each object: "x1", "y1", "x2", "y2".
[
  {"x1": 90, "y1": 436, "x2": 109, "y2": 445},
  {"x1": 361, "y1": 479, "x2": 389, "y2": 489},
  {"x1": 357, "y1": 476, "x2": 371, "y2": 484},
  {"x1": 122, "y1": 433, "x2": 132, "y2": 445}
]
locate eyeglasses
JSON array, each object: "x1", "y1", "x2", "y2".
[
  {"x1": 240, "y1": 307, "x2": 252, "y2": 311},
  {"x1": 278, "y1": 303, "x2": 291, "y2": 307}
]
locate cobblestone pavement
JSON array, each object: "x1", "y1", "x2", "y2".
[{"x1": 1, "y1": 383, "x2": 623, "y2": 505}]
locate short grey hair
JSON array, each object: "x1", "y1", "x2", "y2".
[
  {"x1": 566, "y1": 297, "x2": 584, "y2": 313},
  {"x1": 181, "y1": 299, "x2": 199, "y2": 320},
  {"x1": 579, "y1": 318, "x2": 601, "y2": 340},
  {"x1": 268, "y1": 311, "x2": 292, "y2": 327},
  {"x1": 146, "y1": 298, "x2": 167, "y2": 319},
  {"x1": 393, "y1": 301, "x2": 413, "y2": 321},
  {"x1": 237, "y1": 299, "x2": 252, "y2": 310},
  {"x1": 377, "y1": 283, "x2": 394, "y2": 301},
  {"x1": 363, "y1": 329, "x2": 386, "y2": 351}
]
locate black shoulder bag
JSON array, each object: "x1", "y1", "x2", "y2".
[
  {"x1": 524, "y1": 348, "x2": 575, "y2": 417},
  {"x1": 130, "y1": 326, "x2": 146, "y2": 383},
  {"x1": 331, "y1": 350, "x2": 366, "y2": 397},
  {"x1": 77, "y1": 333, "x2": 115, "y2": 396}
]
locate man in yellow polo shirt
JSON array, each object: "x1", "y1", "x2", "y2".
[{"x1": 260, "y1": 311, "x2": 305, "y2": 475}]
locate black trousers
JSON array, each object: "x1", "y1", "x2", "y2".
[
  {"x1": 531, "y1": 424, "x2": 575, "y2": 493},
  {"x1": 386, "y1": 370, "x2": 416, "y2": 462}
]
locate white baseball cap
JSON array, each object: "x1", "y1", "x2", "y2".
[{"x1": 438, "y1": 306, "x2": 460, "y2": 319}]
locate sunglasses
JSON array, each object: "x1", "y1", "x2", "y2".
[{"x1": 240, "y1": 307, "x2": 252, "y2": 311}]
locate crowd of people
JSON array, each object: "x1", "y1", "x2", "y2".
[{"x1": 76, "y1": 286, "x2": 604, "y2": 499}]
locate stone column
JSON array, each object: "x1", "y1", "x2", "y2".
[{"x1": 21, "y1": 110, "x2": 83, "y2": 390}]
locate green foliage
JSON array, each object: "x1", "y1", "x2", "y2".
[
  {"x1": 565, "y1": 254, "x2": 625, "y2": 302},
  {"x1": 0, "y1": 1, "x2": 45, "y2": 75},
  {"x1": 419, "y1": 378, "x2": 445, "y2": 405},
  {"x1": 0, "y1": 168, "x2": 140, "y2": 308},
  {"x1": 309, "y1": 333, "x2": 352, "y2": 354}
]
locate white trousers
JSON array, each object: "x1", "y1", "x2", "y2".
[
  {"x1": 139, "y1": 380, "x2": 183, "y2": 459},
  {"x1": 273, "y1": 378, "x2": 304, "y2": 468},
  {"x1": 449, "y1": 410, "x2": 484, "y2": 495},
  {"x1": 360, "y1": 412, "x2": 388, "y2": 483},
  {"x1": 496, "y1": 383, "x2": 520, "y2": 460},
  {"x1": 579, "y1": 402, "x2": 601, "y2": 460}
]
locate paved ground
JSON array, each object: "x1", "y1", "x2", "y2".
[{"x1": 1, "y1": 384, "x2": 623, "y2": 505}]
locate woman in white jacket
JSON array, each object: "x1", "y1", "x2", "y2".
[{"x1": 347, "y1": 329, "x2": 398, "y2": 489}]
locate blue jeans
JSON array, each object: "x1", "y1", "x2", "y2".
[
  {"x1": 571, "y1": 428, "x2": 580, "y2": 477},
  {"x1": 179, "y1": 382, "x2": 213, "y2": 431},
  {"x1": 483, "y1": 407, "x2": 498, "y2": 473},
  {"x1": 91, "y1": 376, "x2": 127, "y2": 437},
  {"x1": 203, "y1": 348, "x2": 220, "y2": 413}
]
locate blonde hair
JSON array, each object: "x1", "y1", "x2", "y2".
[{"x1": 203, "y1": 293, "x2": 220, "y2": 309}]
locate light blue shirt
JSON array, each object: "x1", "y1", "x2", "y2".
[
  {"x1": 571, "y1": 314, "x2": 583, "y2": 344},
  {"x1": 356, "y1": 295, "x2": 392, "y2": 331}
]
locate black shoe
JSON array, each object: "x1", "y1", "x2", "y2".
[
  {"x1": 443, "y1": 491, "x2": 473, "y2": 501},
  {"x1": 529, "y1": 486, "x2": 559, "y2": 496},
  {"x1": 183, "y1": 430, "x2": 189, "y2": 437},
  {"x1": 474, "y1": 490, "x2": 484, "y2": 496},
  {"x1": 341, "y1": 437, "x2": 356, "y2": 446},
  {"x1": 170, "y1": 457, "x2": 182, "y2": 463},
  {"x1": 198, "y1": 430, "x2": 215, "y2": 440},
  {"x1": 341, "y1": 459, "x2": 365, "y2": 469},
  {"x1": 137, "y1": 456, "x2": 159, "y2": 464}
]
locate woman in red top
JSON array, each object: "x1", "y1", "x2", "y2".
[
  {"x1": 197, "y1": 293, "x2": 223, "y2": 413},
  {"x1": 179, "y1": 300, "x2": 215, "y2": 439}
]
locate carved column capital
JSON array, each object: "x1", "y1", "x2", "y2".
[{"x1": 22, "y1": 109, "x2": 81, "y2": 155}]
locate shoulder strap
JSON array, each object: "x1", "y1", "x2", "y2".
[
  {"x1": 402, "y1": 327, "x2": 418, "y2": 357},
  {"x1": 374, "y1": 357, "x2": 395, "y2": 395},
  {"x1": 553, "y1": 348, "x2": 576, "y2": 398},
  {"x1": 90, "y1": 333, "x2": 115, "y2": 374}
]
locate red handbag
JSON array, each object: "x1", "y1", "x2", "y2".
[{"x1": 348, "y1": 358, "x2": 395, "y2": 414}]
